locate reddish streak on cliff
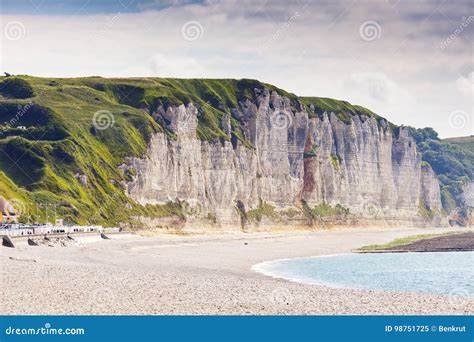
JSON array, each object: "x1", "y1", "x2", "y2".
[{"x1": 302, "y1": 134, "x2": 315, "y2": 196}]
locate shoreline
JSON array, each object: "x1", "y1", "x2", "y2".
[
  {"x1": 252, "y1": 250, "x2": 473, "y2": 294},
  {"x1": 251, "y1": 253, "x2": 355, "y2": 290},
  {"x1": 1, "y1": 226, "x2": 473, "y2": 315}
]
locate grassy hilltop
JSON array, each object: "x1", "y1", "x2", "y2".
[
  {"x1": 0, "y1": 76, "x2": 471, "y2": 225},
  {"x1": 443, "y1": 135, "x2": 474, "y2": 151}
]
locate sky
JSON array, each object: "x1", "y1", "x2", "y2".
[{"x1": 0, "y1": 0, "x2": 472, "y2": 138}]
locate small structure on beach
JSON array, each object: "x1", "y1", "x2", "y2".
[
  {"x1": 0, "y1": 223, "x2": 107, "y2": 236},
  {"x1": 1, "y1": 223, "x2": 123, "y2": 248}
]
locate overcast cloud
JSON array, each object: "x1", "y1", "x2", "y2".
[{"x1": 0, "y1": 0, "x2": 472, "y2": 137}]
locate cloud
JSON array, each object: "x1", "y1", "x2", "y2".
[
  {"x1": 149, "y1": 53, "x2": 204, "y2": 77},
  {"x1": 344, "y1": 73, "x2": 401, "y2": 103},
  {"x1": 456, "y1": 72, "x2": 474, "y2": 97},
  {"x1": 0, "y1": 0, "x2": 472, "y2": 137}
]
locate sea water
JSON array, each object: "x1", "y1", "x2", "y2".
[{"x1": 253, "y1": 251, "x2": 474, "y2": 295}]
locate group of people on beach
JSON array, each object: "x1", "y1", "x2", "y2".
[{"x1": 0, "y1": 196, "x2": 19, "y2": 223}]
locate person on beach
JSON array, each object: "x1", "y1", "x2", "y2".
[{"x1": 0, "y1": 196, "x2": 19, "y2": 223}]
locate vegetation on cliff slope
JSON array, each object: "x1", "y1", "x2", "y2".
[
  {"x1": 0, "y1": 76, "x2": 161, "y2": 225},
  {"x1": 300, "y1": 96, "x2": 394, "y2": 130},
  {"x1": 0, "y1": 75, "x2": 466, "y2": 225},
  {"x1": 0, "y1": 77, "x2": 35, "y2": 99},
  {"x1": 407, "y1": 128, "x2": 473, "y2": 213},
  {"x1": 444, "y1": 135, "x2": 474, "y2": 151}
]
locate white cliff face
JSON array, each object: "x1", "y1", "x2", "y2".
[
  {"x1": 302, "y1": 115, "x2": 442, "y2": 218},
  {"x1": 126, "y1": 103, "x2": 259, "y2": 227},
  {"x1": 463, "y1": 182, "x2": 474, "y2": 208},
  {"x1": 420, "y1": 165, "x2": 443, "y2": 212},
  {"x1": 462, "y1": 182, "x2": 474, "y2": 227},
  {"x1": 124, "y1": 90, "x2": 444, "y2": 229}
]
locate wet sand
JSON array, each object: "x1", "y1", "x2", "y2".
[{"x1": 0, "y1": 227, "x2": 472, "y2": 315}]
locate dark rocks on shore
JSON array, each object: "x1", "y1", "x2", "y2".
[{"x1": 386, "y1": 232, "x2": 474, "y2": 252}]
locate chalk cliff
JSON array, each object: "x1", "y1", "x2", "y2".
[
  {"x1": 124, "y1": 88, "x2": 444, "y2": 230},
  {"x1": 2, "y1": 77, "x2": 469, "y2": 228}
]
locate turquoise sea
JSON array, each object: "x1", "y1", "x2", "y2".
[{"x1": 254, "y1": 251, "x2": 474, "y2": 295}]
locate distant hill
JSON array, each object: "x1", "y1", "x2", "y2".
[
  {"x1": 409, "y1": 129, "x2": 473, "y2": 213},
  {"x1": 443, "y1": 135, "x2": 474, "y2": 150}
]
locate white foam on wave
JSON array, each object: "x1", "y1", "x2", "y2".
[{"x1": 252, "y1": 253, "x2": 357, "y2": 290}]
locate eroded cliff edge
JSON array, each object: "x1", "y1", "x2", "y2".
[
  {"x1": 124, "y1": 88, "x2": 445, "y2": 231},
  {"x1": 2, "y1": 77, "x2": 471, "y2": 229}
]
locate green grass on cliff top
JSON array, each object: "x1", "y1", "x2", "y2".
[
  {"x1": 357, "y1": 232, "x2": 461, "y2": 252},
  {"x1": 300, "y1": 96, "x2": 390, "y2": 126},
  {"x1": 0, "y1": 76, "x2": 396, "y2": 225}
]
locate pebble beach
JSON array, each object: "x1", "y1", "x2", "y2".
[{"x1": 1, "y1": 227, "x2": 472, "y2": 315}]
